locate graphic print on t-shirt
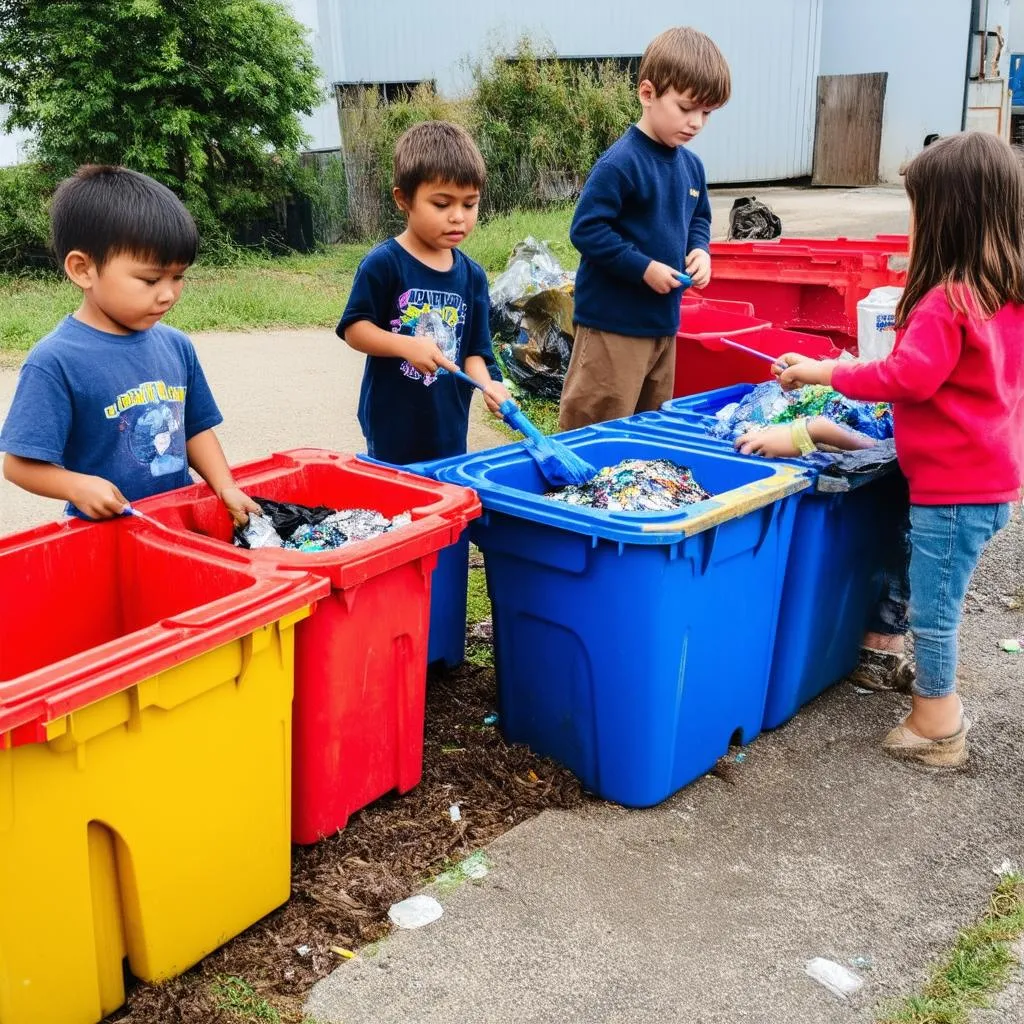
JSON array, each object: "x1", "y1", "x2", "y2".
[
  {"x1": 393, "y1": 287, "x2": 466, "y2": 386},
  {"x1": 104, "y1": 379, "x2": 188, "y2": 478}
]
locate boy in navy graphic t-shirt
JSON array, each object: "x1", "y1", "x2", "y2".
[
  {"x1": 0, "y1": 165, "x2": 258, "y2": 523},
  {"x1": 339, "y1": 121, "x2": 509, "y2": 465}
]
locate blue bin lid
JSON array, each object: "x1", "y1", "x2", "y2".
[
  {"x1": 356, "y1": 450, "x2": 479, "y2": 481},
  {"x1": 433, "y1": 427, "x2": 810, "y2": 545},
  {"x1": 662, "y1": 383, "x2": 754, "y2": 418}
]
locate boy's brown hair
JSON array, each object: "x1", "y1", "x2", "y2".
[
  {"x1": 897, "y1": 131, "x2": 1024, "y2": 326},
  {"x1": 393, "y1": 121, "x2": 486, "y2": 200},
  {"x1": 638, "y1": 26, "x2": 731, "y2": 107}
]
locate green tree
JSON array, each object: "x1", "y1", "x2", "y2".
[{"x1": 0, "y1": 0, "x2": 323, "y2": 239}]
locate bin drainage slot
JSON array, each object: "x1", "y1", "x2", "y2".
[
  {"x1": 752, "y1": 502, "x2": 777, "y2": 558},
  {"x1": 88, "y1": 821, "x2": 134, "y2": 1016},
  {"x1": 728, "y1": 728, "x2": 744, "y2": 748},
  {"x1": 699, "y1": 526, "x2": 718, "y2": 575}
]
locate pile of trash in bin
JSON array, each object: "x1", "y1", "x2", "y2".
[
  {"x1": 546, "y1": 458, "x2": 711, "y2": 512},
  {"x1": 236, "y1": 497, "x2": 412, "y2": 552}
]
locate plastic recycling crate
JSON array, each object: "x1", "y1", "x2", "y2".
[
  {"x1": 675, "y1": 309, "x2": 837, "y2": 398},
  {"x1": 701, "y1": 237, "x2": 908, "y2": 349},
  {"x1": 137, "y1": 449, "x2": 481, "y2": 844},
  {"x1": 601, "y1": 384, "x2": 902, "y2": 729},
  {"x1": 0, "y1": 518, "x2": 326, "y2": 1024},
  {"x1": 433, "y1": 431, "x2": 810, "y2": 806}
]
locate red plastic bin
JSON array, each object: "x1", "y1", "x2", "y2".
[
  {"x1": 702, "y1": 236, "x2": 907, "y2": 348},
  {"x1": 137, "y1": 449, "x2": 482, "y2": 844},
  {"x1": 680, "y1": 292, "x2": 756, "y2": 319},
  {"x1": 718, "y1": 235, "x2": 908, "y2": 257},
  {"x1": 674, "y1": 325, "x2": 837, "y2": 398}
]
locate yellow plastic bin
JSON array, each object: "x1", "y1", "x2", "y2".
[{"x1": 0, "y1": 518, "x2": 328, "y2": 1024}]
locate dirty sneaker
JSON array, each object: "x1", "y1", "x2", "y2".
[
  {"x1": 848, "y1": 647, "x2": 915, "y2": 692},
  {"x1": 881, "y1": 715, "x2": 971, "y2": 768}
]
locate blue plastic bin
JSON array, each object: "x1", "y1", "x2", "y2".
[
  {"x1": 358, "y1": 454, "x2": 474, "y2": 668},
  {"x1": 434, "y1": 430, "x2": 810, "y2": 806},
  {"x1": 593, "y1": 384, "x2": 902, "y2": 730}
]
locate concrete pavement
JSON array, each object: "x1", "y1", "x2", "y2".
[{"x1": 304, "y1": 519, "x2": 1024, "y2": 1023}]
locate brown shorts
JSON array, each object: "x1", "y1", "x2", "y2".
[{"x1": 558, "y1": 325, "x2": 676, "y2": 431}]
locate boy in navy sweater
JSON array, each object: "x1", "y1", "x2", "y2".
[
  {"x1": 339, "y1": 121, "x2": 509, "y2": 465},
  {"x1": 559, "y1": 26, "x2": 731, "y2": 430}
]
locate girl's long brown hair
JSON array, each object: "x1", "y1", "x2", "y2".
[{"x1": 897, "y1": 131, "x2": 1024, "y2": 326}]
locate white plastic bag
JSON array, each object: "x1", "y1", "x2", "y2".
[{"x1": 857, "y1": 286, "x2": 903, "y2": 361}]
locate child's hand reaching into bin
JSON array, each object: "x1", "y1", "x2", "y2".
[
  {"x1": 219, "y1": 486, "x2": 262, "y2": 528},
  {"x1": 773, "y1": 352, "x2": 838, "y2": 391}
]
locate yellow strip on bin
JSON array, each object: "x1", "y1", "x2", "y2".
[{"x1": 0, "y1": 606, "x2": 312, "y2": 1024}]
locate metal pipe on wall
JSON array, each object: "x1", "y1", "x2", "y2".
[{"x1": 963, "y1": 0, "x2": 982, "y2": 128}]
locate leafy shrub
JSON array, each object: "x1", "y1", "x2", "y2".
[{"x1": 0, "y1": 162, "x2": 58, "y2": 271}]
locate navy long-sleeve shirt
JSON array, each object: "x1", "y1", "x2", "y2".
[{"x1": 570, "y1": 125, "x2": 712, "y2": 337}]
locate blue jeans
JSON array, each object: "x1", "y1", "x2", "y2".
[
  {"x1": 867, "y1": 477, "x2": 911, "y2": 636},
  {"x1": 908, "y1": 503, "x2": 1012, "y2": 698}
]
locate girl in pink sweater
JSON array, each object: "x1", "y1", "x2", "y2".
[{"x1": 777, "y1": 132, "x2": 1024, "y2": 768}]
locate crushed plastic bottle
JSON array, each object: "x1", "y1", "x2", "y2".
[{"x1": 805, "y1": 957, "x2": 864, "y2": 998}]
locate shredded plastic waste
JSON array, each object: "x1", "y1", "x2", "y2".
[
  {"x1": 546, "y1": 459, "x2": 711, "y2": 512},
  {"x1": 235, "y1": 497, "x2": 411, "y2": 552},
  {"x1": 285, "y1": 509, "x2": 412, "y2": 552},
  {"x1": 709, "y1": 381, "x2": 893, "y2": 444}
]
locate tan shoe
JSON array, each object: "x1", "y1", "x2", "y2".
[
  {"x1": 881, "y1": 715, "x2": 971, "y2": 768},
  {"x1": 849, "y1": 648, "x2": 915, "y2": 693}
]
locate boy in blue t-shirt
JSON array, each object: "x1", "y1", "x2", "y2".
[
  {"x1": 338, "y1": 120, "x2": 509, "y2": 465},
  {"x1": 0, "y1": 165, "x2": 259, "y2": 523},
  {"x1": 559, "y1": 26, "x2": 731, "y2": 430}
]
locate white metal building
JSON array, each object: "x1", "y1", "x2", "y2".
[
  {"x1": 291, "y1": 0, "x2": 1010, "y2": 184},
  {"x1": 1, "y1": 1, "x2": 1015, "y2": 183}
]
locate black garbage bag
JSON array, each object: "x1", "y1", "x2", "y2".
[
  {"x1": 234, "y1": 496, "x2": 335, "y2": 548},
  {"x1": 489, "y1": 237, "x2": 576, "y2": 400},
  {"x1": 727, "y1": 196, "x2": 783, "y2": 240}
]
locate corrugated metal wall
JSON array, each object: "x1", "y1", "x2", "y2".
[{"x1": 321, "y1": 0, "x2": 823, "y2": 183}]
